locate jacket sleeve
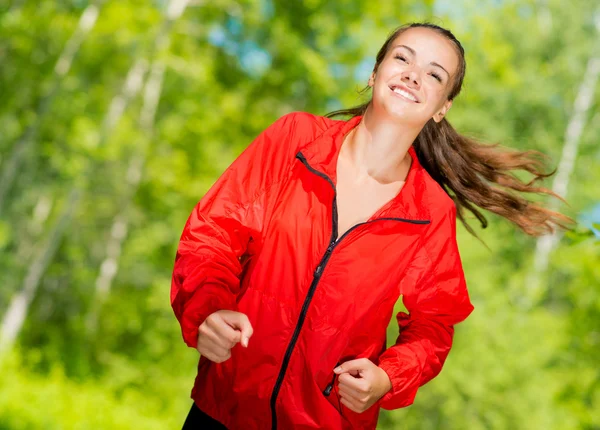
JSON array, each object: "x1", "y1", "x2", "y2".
[
  {"x1": 170, "y1": 112, "x2": 297, "y2": 348},
  {"x1": 376, "y1": 204, "x2": 474, "y2": 410}
]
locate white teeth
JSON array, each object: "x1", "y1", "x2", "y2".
[{"x1": 392, "y1": 87, "x2": 417, "y2": 102}]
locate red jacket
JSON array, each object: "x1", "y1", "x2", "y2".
[{"x1": 171, "y1": 112, "x2": 474, "y2": 429}]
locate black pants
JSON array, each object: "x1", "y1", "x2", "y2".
[{"x1": 182, "y1": 402, "x2": 228, "y2": 429}]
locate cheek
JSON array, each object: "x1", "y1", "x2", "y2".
[
  {"x1": 438, "y1": 81, "x2": 454, "y2": 99},
  {"x1": 426, "y1": 80, "x2": 446, "y2": 95},
  {"x1": 427, "y1": 85, "x2": 450, "y2": 106},
  {"x1": 377, "y1": 62, "x2": 405, "y2": 81}
]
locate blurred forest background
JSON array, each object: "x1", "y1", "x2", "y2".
[{"x1": 0, "y1": 0, "x2": 599, "y2": 428}]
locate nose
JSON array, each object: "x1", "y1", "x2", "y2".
[{"x1": 401, "y1": 68, "x2": 421, "y2": 88}]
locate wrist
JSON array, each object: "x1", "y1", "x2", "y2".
[{"x1": 377, "y1": 365, "x2": 393, "y2": 395}]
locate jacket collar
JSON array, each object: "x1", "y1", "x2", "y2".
[{"x1": 297, "y1": 115, "x2": 432, "y2": 222}]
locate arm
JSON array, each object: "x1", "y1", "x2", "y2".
[
  {"x1": 170, "y1": 112, "x2": 297, "y2": 348},
  {"x1": 376, "y1": 204, "x2": 475, "y2": 410}
]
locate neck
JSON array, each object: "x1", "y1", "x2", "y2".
[{"x1": 341, "y1": 106, "x2": 418, "y2": 184}]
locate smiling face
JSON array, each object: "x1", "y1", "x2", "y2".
[{"x1": 368, "y1": 27, "x2": 461, "y2": 126}]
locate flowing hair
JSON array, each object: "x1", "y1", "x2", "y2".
[{"x1": 326, "y1": 22, "x2": 575, "y2": 238}]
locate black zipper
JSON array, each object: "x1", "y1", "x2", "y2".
[
  {"x1": 269, "y1": 151, "x2": 430, "y2": 429},
  {"x1": 323, "y1": 361, "x2": 343, "y2": 417},
  {"x1": 323, "y1": 361, "x2": 341, "y2": 396}
]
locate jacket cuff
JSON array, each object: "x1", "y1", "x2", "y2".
[
  {"x1": 180, "y1": 288, "x2": 238, "y2": 349},
  {"x1": 376, "y1": 355, "x2": 421, "y2": 410}
]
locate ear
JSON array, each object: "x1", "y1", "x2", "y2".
[
  {"x1": 433, "y1": 99, "x2": 453, "y2": 123},
  {"x1": 368, "y1": 71, "x2": 376, "y2": 87}
]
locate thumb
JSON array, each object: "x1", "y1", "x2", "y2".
[
  {"x1": 239, "y1": 321, "x2": 253, "y2": 348},
  {"x1": 223, "y1": 311, "x2": 253, "y2": 347},
  {"x1": 334, "y1": 358, "x2": 368, "y2": 375}
]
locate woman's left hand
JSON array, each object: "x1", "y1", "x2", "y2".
[{"x1": 333, "y1": 358, "x2": 393, "y2": 413}]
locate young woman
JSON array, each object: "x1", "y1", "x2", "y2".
[{"x1": 172, "y1": 22, "x2": 572, "y2": 430}]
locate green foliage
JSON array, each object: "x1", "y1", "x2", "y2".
[
  {"x1": 0, "y1": 349, "x2": 195, "y2": 429},
  {"x1": 0, "y1": 0, "x2": 598, "y2": 428}
]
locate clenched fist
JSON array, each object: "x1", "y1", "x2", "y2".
[{"x1": 197, "y1": 310, "x2": 254, "y2": 363}]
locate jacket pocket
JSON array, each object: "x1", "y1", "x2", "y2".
[
  {"x1": 322, "y1": 370, "x2": 337, "y2": 396},
  {"x1": 322, "y1": 361, "x2": 344, "y2": 417},
  {"x1": 322, "y1": 360, "x2": 341, "y2": 396}
]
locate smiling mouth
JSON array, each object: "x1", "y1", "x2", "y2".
[{"x1": 389, "y1": 86, "x2": 419, "y2": 103}]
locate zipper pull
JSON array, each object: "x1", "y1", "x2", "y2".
[{"x1": 323, "y1": 370, "x2": 337, "y2": 396}]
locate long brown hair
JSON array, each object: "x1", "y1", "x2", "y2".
[{"x1": 326, "y1": 22, "x2": 575, "y2": 238}]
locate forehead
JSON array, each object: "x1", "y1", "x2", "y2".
[{"x1": 389, "y1": 27, "x2": 460, "y2": 73}]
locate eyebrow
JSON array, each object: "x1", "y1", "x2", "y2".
[{"x1": 393, "y1": 44, "x2": 450, "y2": 78}]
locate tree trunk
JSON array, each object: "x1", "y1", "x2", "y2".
[
  {"x1": 0, "y1": 48, "x2": 150, "y2": 359},
  {"x1": 86, "y1": 0, "x2": 190, "y2": 333},
  {"x1": 0, "y1": 188, "x2": 79, "y2": 357},
  {"x1": 0, "y1": 2, "x2": 103, "y2": 214},
  {"x1": 525, "y1": 20, "x2": 600, "y2": 306}
]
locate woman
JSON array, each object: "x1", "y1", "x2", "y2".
[{"x1": 172, "y1": 22, "x2": 572, "y2": 429}]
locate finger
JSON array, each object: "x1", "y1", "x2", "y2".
[
  {"x1": 198, "y1": 336, "x2": 232, "y2": 359},
  {"x1": 339, "y1": 396, "x2": 363, "y2": 414},
  {"x1": 334, "y1": 358, "x2": 370, "y2": 375},
  {"x1": 200, "y1": 321, "x2": 239, "y2": 350},
  {"x1": 211, "y1": 319, "x2": 244, "y2": 349},
  {"x1": 338, "y1": 373, "x2": 368, "y2": 392},
  {"x1": 198, "y1": 332, "x2": 228, "y2": 352},
  {"x1": 338, "y1": 385, "x2": 365, "y2": 404},
  {"x1": 235, "y1": 313, "x2": 253, "y2": 347},
  {"x1": 338, "y1": 378, "x2": 368, "y2": 397},
  {"x1": 203, "y1": 313, "x2": 238, "y2": 347},
  {"x1": 198, "y1": 330, "x2": 231, "y2": 354},
  {"x1": 223, "y1": 312, "x2": 254, "y2": 347},
  {"x1": 201, "y1": 349, "x2": 231, "y2": 363},
  {"x1": 240, "y1": 319, "x2": 253, "y2": 347}
]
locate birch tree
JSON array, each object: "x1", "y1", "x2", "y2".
[
  {"x1": 87, "y1": 0, "x2": 190, "y2": 332},
  {"x1": 0, "y1": 1, "x2": 103, "y2": 214},
  {"x1": 525, "y1": 11, "x2": 600, "y2": 306},
  {"x1": 0, "y1": 55, "x2": 149, "y2": 358},
  {"x1": 86, "y1": 0, "x2": 190, "y2": 333}
]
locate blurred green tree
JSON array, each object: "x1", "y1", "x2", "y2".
[{"x1": 0, "y1": 0, "x2": 598, "y2": 428}]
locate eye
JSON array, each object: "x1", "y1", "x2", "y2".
[
  {"x1": 430, "y1": 72, "x2": 442, "y2": 83},
  {"x1": 394, "y1": 55, "x2": 408, "y2": 63}
]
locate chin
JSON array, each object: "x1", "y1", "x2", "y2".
[
  {"x1": 382, "y1": 105, "x2": 423, "y2": 126},
  {"x1": 371, "y1": 97, "x2": 427, "y2": 126}
]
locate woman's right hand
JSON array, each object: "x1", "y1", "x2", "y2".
[{"x1": 196, "y1": 310, "x2": 254, "y2": 363}]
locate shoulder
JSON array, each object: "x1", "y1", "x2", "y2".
[
  {"x1": 245, "y1": 111, "x2": 337, "y2": 170},
  {"x1": 261, "y1": 111, "x2": 342, "y2": 158},
  {"x1": 416, "y1": 178, "x2": 463, "y2": 270},
  {"x1": 273, "y1": 111, "x2": 337, "y2": 137},
  {"x1": 417, "y1": 169, "x2": 457, "y2": 231},
  {"x1": 429, "y1": 183, "x2": 456, "y2": 218}
]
